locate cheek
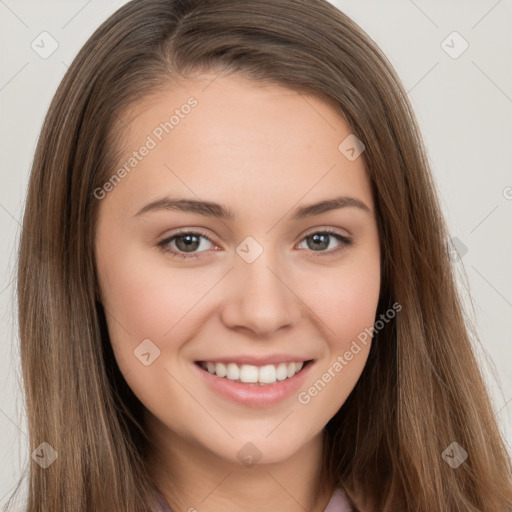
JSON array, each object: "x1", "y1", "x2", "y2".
[
  {"x1": 97, "y1": 238, "x2": 207, "y2": 340},
  {"x1": 330, "y1": 264, "x2": 380, "y2": 344},
  {"x1": 95, "y1": 233, "x2": 204, "y2": 380},
  {"x1": 299, "y1": 253, "x2": 381, "y2": 348},
  {"x1": 294, "y1": 253, "x2": 380, "y2": 418},
  {"x1": 96, "y1": 243, "x2": 210, "y2": 407}
]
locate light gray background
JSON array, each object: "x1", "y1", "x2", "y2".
[{"x1": 1, "y1": 0, "x2": 511, "y2": 506}]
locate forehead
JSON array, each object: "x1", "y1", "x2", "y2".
[{"x1": 104, "y1": 73, "x2": 373, "y2": 217}]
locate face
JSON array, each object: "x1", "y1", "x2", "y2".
[{"x1": 94, "y1": 73, "x2": 380, "y2": 467}]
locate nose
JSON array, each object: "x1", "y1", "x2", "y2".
[{"x1": 220, "y1": 250, "x2": 302, "y2": 337}]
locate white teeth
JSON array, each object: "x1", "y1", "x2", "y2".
[
  {"x1": 200, "y1": 360, "x2": 308, "y2": 384},
  {"x1": 215, "y1": 362, "x2": 227, "y2": 378},
  {"x1": 240, "y1": 364, "x2": 259, "y2": 383},
  {"x1": 258, "y1": 364, "x2": 276, "y2": 383},
  {"x1": 276, "y1": 363, "x2": 288, "y2": 381},
  {"x1": 226, "y1": 363, "x2": 240, "y2": 380}
]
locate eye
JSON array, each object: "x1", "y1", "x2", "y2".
[
  {"x1": 297, "y1": 229, "x2": 352, "y2": 257},
  {"x1": 157, "y1": 230, "x2": 216, "y2": 259}
]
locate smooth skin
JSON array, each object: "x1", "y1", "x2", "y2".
[{"x1": 94, "y1": 72, "x2": 381, "y2": 512}]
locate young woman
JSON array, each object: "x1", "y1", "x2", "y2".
[{"x1": 9, "y1": 0, "x2": 512, "y2": 510}]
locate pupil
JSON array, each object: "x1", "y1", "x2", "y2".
[
  {"x1": 309, "y1": 233, "x2": 328, "y2": 250},
  {"x1": 177, "y1": 234, "x2": 199, "y2": 252}
]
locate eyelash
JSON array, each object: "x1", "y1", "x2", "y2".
[{"x1": 156, "y1": 228, "x2": 353, "y2": 260}]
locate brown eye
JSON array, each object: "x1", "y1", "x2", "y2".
[
  {"x1": 158, "y1": 231, "x2": 214, "y2": 259},
  {"x1": 297, "y1": 230, "x2": 352, "y2": 255}
]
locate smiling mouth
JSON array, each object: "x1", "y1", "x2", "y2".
[{"x1": 194, "y1": 359, "x2": 313, "y2": 386}]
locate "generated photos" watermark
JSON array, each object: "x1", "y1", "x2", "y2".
[{"x1": 297, "y1": 301, "x2": 402, "y2": 405}]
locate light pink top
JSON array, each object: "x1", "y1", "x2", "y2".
[
  {"x1": 155, "y1": 487, "x2": 353, "y2": 511},
  {"x1": 325, "y1": 488, "x2": 353, "y2": 511}
]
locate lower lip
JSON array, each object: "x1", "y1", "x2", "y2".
[{"x1": 193, "y1": 360, "x2": 314, "y2": 407}]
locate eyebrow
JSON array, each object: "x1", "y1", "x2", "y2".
[{"x1": 134, "y1": 195, "x2": 372, "y2": 220}]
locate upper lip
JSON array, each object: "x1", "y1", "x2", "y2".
[{"x1": 195, "y1": 354, "x2": 314, "y2": 366}]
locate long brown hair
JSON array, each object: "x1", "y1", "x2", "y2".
[{"x1": 10, "y1": 0, "x2": 512, "y2": 510}]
